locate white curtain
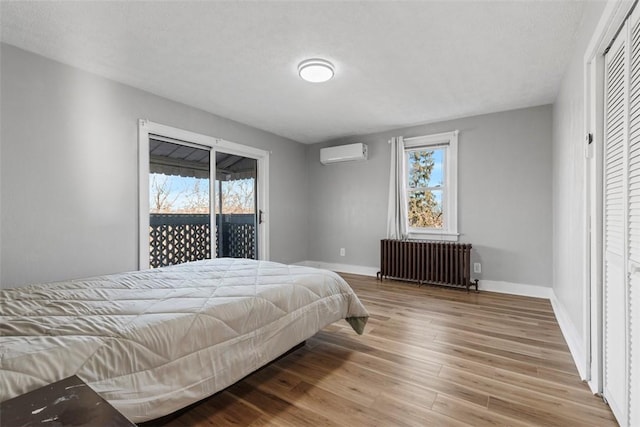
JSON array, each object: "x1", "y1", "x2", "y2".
[{"x1": 387, "y1": 136, "x2": 408, "y2": 239}]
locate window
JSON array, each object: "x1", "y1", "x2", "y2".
[{"x1": 404, "y1": 130, "x2": 458, "y2": 240}]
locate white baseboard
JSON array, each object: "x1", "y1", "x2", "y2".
[
  {"x1": 293, "y1": 260, "x2": 379, "y2": 277},
  {"x1": 479, "y1": 280, "x2": 553, "y2": 299},
  {"x1": 550, "y1": 292, "x2": 587, "y2": 380}
]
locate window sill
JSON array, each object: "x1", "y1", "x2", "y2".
[{"x1": 407, "y1": 231, "x2": 459, "y2": 242}]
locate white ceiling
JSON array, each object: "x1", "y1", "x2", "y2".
[{"x1": 1, "y1": 1, "x2": 588, "y2": 144}]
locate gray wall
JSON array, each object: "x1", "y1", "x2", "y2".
[
  {"x1": 307, "y1": 105, "x2": 553, "y2": 288},
  {"x1": 0, "y1": 43, "x2": 308, "y2": 288},
  {"x1": 552, "y1": 2, "x2": 606, "y2": 342}
]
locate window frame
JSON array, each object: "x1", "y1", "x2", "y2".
[{"x1": 403, "y1": 130, "x2": 459, "y2": 241}]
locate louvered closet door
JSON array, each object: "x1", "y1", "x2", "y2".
[
  {"x1": 604, "y1": 26, "x2": 628, "y2": 425},
  {"x1": 627, "y1": 7, "x2": 640, "y2": 426},
  {"x1": 603, "y1": 7, "x2": 640, "y2": 426}
]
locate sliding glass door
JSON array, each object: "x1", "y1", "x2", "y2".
[{"x1": 139, "y1": 121, "x2": 268, "y2": 269}]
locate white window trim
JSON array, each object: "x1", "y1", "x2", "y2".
[
  {"x1": 404, "y1": 130, "x2": 459, "y2": 241},
  {"x1": 138, "y1": 120, "x2": 270, "y2": 269}
]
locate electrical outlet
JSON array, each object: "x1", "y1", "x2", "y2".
[
  {"x1": 340, "y1": 248, "x2": 346, "y2": 257},
  {"x1": 474, "y1": 263, "x2": 481, "y2": 274}
]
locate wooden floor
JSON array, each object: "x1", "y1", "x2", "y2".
[{"x1": 158, "y1": 274, "x2": 617, "y2": 426}]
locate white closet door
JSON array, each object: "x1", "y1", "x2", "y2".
[
  {"x1": 604, "y1": 6, "x2": 640, "y2": 425},
  {"x1": 603, "y1": 24, "x2": 628, "y2": 425},
  {"x1": 628, "y1": 7, "x2": 640, "y2": 426}
]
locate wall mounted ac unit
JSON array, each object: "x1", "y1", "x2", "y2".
[{"x1": 320, "y1": 143, "x2": 368, "y2": 165}]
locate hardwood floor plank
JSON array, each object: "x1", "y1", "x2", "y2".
[
  {"x1": 228, "y1": 382, "x2": 340, "y2": 427},
  {"x1": 151, "y1": 273, "x2": 615, "y2": 426},
  {"x1": 536, "y1": 365, "x2": 592, "y2": 390},
  {"x1": 269, "y1": 353, "x2": 379, "y2": 407},
  {"x1": 438, "y1": 367, "x2": 617, "y2": 424},
  {"x1": 429, "y1": 321, "x2": 571, "y2": 354},
  {"x1": 487, "y1": 395, "x2": 616, "y2": 427},
  {"x1": 491, "y1": 366, "x2": 603, "y2": 405},
  {"x1": 432, "y1": 394, "x2": 535, "y2": 427},
  {"x1": 163, "y1": 391, "x2": 263, "y2": 426},
  {"x1": 288, "y1": 380, "x2": 401, "y2": 426},
  {"x1": 369, "y1": 393, "x2": 469, "y2": 427},
  {"x1": 313, "y1": 330, "x2": 444, "y2": 378},
  {"x1": 323, "y1": 326, "x2": 542, "y2": 376},
  {"x1": 435, "y1": 336, "x2": 579, "y2": 374}
]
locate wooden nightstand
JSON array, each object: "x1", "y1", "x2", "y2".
[{"x1": 0, "y1": 375, "x2": 135, "y2": 427}]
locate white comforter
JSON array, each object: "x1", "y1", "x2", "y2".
[{"x1": 0, "y1": 258, "x2": 368, "y2": 422}]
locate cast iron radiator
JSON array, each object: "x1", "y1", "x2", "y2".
[{"x1": 377, "y1": 239, "x2": 478, "y2": 292}]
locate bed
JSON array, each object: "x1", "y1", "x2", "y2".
[{"x1": 0, "y1": 258, "x2": 369, "y2": 423}]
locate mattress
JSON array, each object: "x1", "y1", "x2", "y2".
[{"x1": 0, "y1": 258, "x2": 369, "y2": 422}]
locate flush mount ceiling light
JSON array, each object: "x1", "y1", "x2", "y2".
[{"x1": 298, "y1": 58, "x2": 334, "y2": 83}]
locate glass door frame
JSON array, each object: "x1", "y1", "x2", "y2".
[
  {"x1": 138, "y1": 119, "x2": 270, "y2": 269},
  {"x1": 215, "y1": 151, "x2": 259, "y2": 259}
]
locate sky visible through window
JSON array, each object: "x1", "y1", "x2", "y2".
[
  {"x1": 149, "y1": 173, "x2": 209, "y2": 212},
  {"x1": 407, "y1": 148, "x2": 444, "y2": 203},
  {"x1": 149, "y1": 173, "x2": 255, "y2": 214}
]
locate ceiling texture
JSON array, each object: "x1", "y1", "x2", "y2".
[{"x1": 1, "y1": 1, "x2": 588, "y2": 144}]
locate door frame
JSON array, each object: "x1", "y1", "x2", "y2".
[
  {"x1": 138, "y1": 119, "x2": 270, "y2": 269},
  {"x1": 584, "y1": 0, "x2": 636, "y2": 394}
]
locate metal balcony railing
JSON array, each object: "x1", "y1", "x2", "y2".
[{"x1": 149, "y1": 214, "x2": 255, "y2": 268}]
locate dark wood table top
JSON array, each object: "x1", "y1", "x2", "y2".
[{"x1": 0, "y1": 375, "x2": 135, "y2": 427}]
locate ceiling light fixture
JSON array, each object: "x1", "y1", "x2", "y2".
[{"x1": 298, "y1": 58, "x2": 334, "y2": 83}]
